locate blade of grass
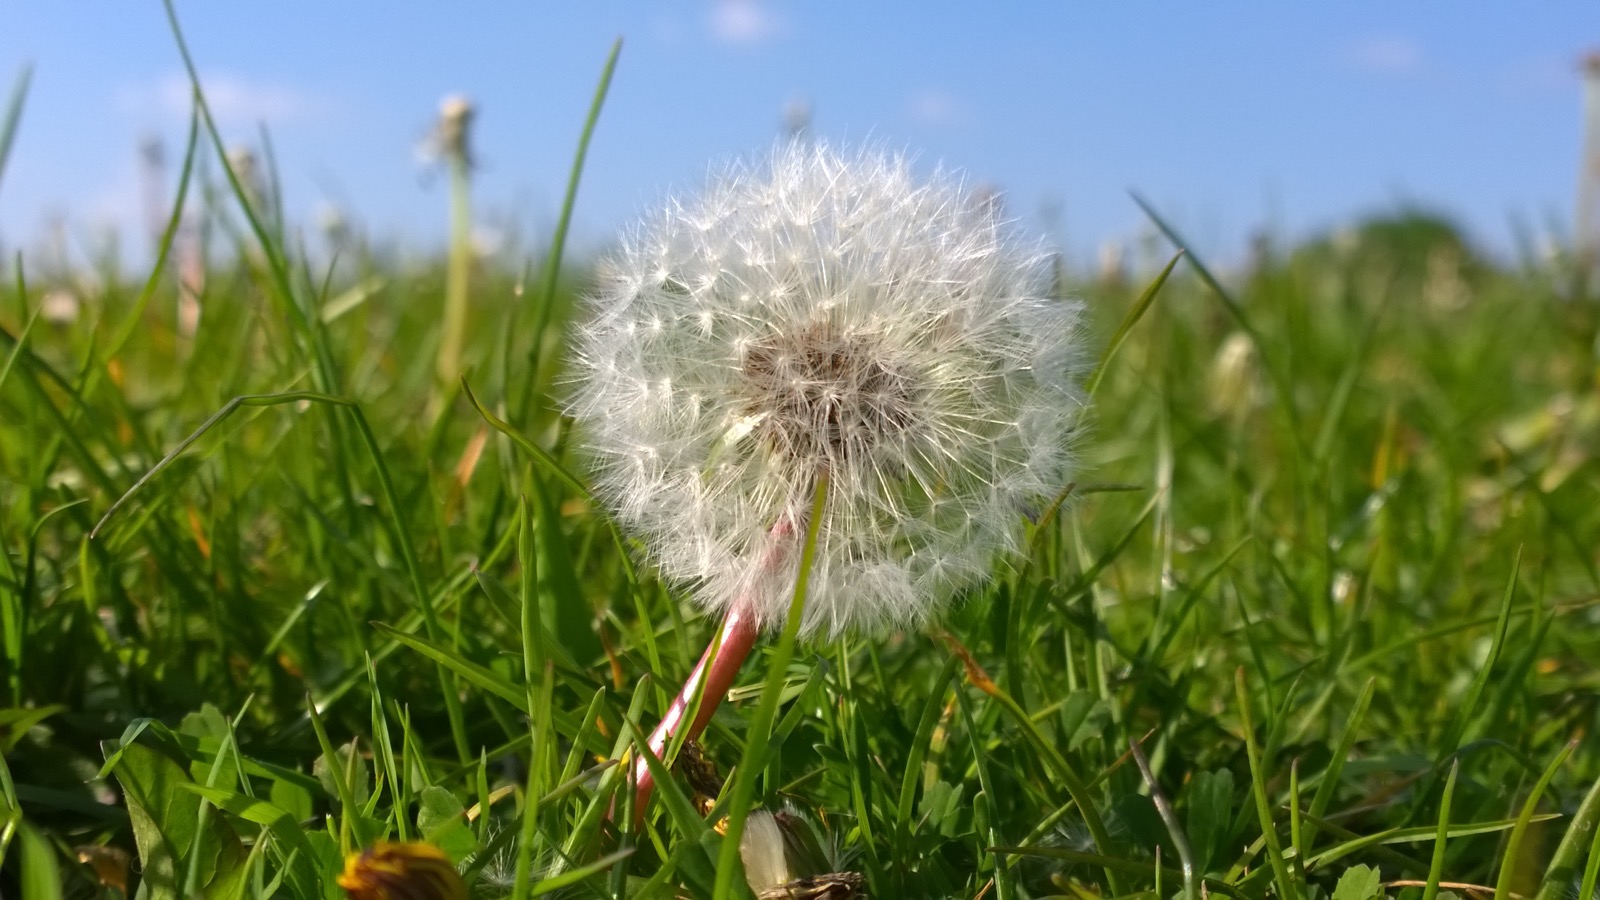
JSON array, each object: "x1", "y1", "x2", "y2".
[
  {"x1": 1423, "y1": 761, "x2": 1459, "y2": 900},
  {"x1": 1289, "y1": 759, "x2": 1305, "y2": 885},
  {"x1": 1301, "y1": 813, "x2": 1556, "y2": 872},
  {"x1": 510, "y1": 660, "x2": 555, "y2": 900},
  {"x1": 517, "y1": 494, "x2": 547, "y2": 704},
  {"x1": 0, "y1": 284, "x2": 41, "y2": 399},
  {"x1": 1236, "y1": 666, "x2": 1299, "y2": 900},
  {"x1": 1534, "y1": 762, "x2": 1600, "y2": 900},
  {"x1": 1580, "y1": 814, "x2": 1600, "y2": 900},
  {"x1": 1408, "y1": 549, "x2": 1522, "y2": 828},
  {"x1": 1085, "y1": 249, "x2": 1183, "y2": 395},
  {"x1": 556, "y1": 682, "x2": 653, "y2": 865},
  {"x1": 305, "y1": 696, "x2": 370, "y2": 852},
  {"x1": 1131, "y1": 191, "x2": 1303, "y2": 441},
  {"x1": 942, "y1": 631, "x2": 1124, "y2": 895},
  {"x1": 365, "y1": 655, "x2": 407, "y2": 843},
  {"x1": 989, "y1": 846, "x2": 1248, "y2": 900},
  {"x1": 0, "y1": 65, "x2": 32, "y2": 192},
  {"x1": 832, "y1": 638, "x2": 886, "y2": 886},
  {"x1": 461, "y1": 377, "x2": 589, "y2": 497},
  {"x1": 953, "y1": 679, "x2": 1010, "y2": 897},
  {"x1": 89, "y1": 389, "x2": 472, "y2": 761},
  {"x1": 526, "y1": 848, "x2": 635, "y2": 895},
  {"x1": 1303, "y1": 676, "x2": 1376, "y2": 855},
  {"x1": 1438, "y1": 549, "x2": 1521, "y2": 760},
  {"x1": 623, "y1": 708, "x2": 724, "y2": 895},
  {"x1": 517, "y1": 38, "x2": 622, "y2": 416},
  {"x1": 712, "y1": 473, "x2": 829, "y2": 900},
  {"x1": 1146, "y1": 536, "x2": 1251, "y2": 665},
  {"x1": 893, "y1": 656, "x2": 960, "y2": 854},
  {"x1": 462, "y1": 376, "x2": 643, "y2": 602},
  {"x1": 1495, "y1": 739, "x2": 1577, "y2": 900}
]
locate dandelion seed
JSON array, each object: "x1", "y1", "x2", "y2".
[
  {"x1": 569, "y1": 141, "x2": 1086, "y2": 816},
  {"x1": 733, "y1": 807, "x2": 867, "y2": 898},
  {"x1": 740, "y1": 809, "x2": 794, "y2": 889}
]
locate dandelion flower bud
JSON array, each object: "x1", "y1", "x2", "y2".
[{"x1": 570, "y1": 142, "x2": 1085, "y2": 637}]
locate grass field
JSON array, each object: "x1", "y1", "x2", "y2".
[{"x1": 3, "y1": 33, "x2": 1600, "y2": 900}]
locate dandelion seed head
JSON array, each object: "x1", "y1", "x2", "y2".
[{"x1": 569, "y1": 142, "x2": 1086, "y2": 636}]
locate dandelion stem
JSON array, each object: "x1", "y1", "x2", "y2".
[
  {"x1": 434, "y1": 95, "x2": 474, "y2": 408},
  {"x1": 625, "y1": 604, "x2": 760, "y2": 821}
]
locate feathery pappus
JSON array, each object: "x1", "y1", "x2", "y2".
[{"x1": 569, "y1": 141, "x2": 1085, "y2": 639}]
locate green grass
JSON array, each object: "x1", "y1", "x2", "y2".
[{"x1": 3, "y1": 30, "x2": 1600, "y2": 900}]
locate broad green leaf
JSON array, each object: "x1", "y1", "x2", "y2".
[
  {"x1": 1332, "y1": 864, "x2": 1383, "y2": 900},
  {"x1": 1186, "y1": 768, "x2": 1234, "y2": 875},
  {"x1": 108, "y1": 742, "x2": 247, "y2": 900},
  {"x1": 270, "y1": 776, "x2": 315, "y2": 827},
  {"x1": 181, "y1": 784, "x2": 324, "y2": 899},
  {"x1": 417, "y1": 785, "x2": 477, "y2": 864},
  {"x1": 314, "y1": 739, "x2": 372, "y2": 811},
  {"x1": 18, "y1": 820, "x2": 63, "y2": 900}
]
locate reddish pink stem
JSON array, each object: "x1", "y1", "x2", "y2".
[{"x1": 623, "y1": 605, "x2": 760, "y2": 822}]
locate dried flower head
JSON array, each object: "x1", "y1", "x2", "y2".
[{"x1": 570, "y1": 142, "x2": 1084, "y2": 637}]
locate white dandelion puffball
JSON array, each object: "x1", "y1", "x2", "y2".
[{"x1": 569, "y1": 143, "x2": 1086, "y2": 637}]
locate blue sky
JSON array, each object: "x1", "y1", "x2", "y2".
[{"x1": 1, "y1": 2, "x2": 1593, "y2": 269}]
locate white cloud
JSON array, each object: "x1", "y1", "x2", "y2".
[
  {"x1": 117, "y1": 73, "x2": 329, "y2": 127},
  {"x1": 908, "y1": 90, "x2": 961, "y2": 126},
  {"x1": 1341, "y1": 35, "x2": 1423, "y2": 76},
  {"x1": 710, "y1": 0, "x2": 780, "y2": 45}
]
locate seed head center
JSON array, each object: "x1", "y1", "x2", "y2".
[{"x1": 739, "y1": 323, "x2": 915, "y2": 463}]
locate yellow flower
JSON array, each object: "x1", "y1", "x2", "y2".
[{"x1": 338, "y1": 841, "x2": 467, "y2": 900}]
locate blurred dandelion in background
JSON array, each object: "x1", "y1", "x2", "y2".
[
  {"x1": 431, "y1": 93, "x2": 478, "y2": 399},
  {"x1": 1577, "y1": 49, "x2": 1600, "y2": 282}
]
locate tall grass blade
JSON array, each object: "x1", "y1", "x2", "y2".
[
  {"x1": 1495, "y1": 740, "x2": 1577, "y2": 900},
  {"x1": 1236, "y1": 666, "x2": 1299, "y2": 900},
  {"x1": 1535, "y1": 768, "x2": 1600, "y2": 900},
  {"x1": 1085, "y1": 250, "x2": 1182, "y2": 395},
  {"x1": 1423, "y1": 761, "x2": 1459, "y2": 900},
  {"x1": 0, "y1": 65, "x2": 32, "y2": 193}
]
